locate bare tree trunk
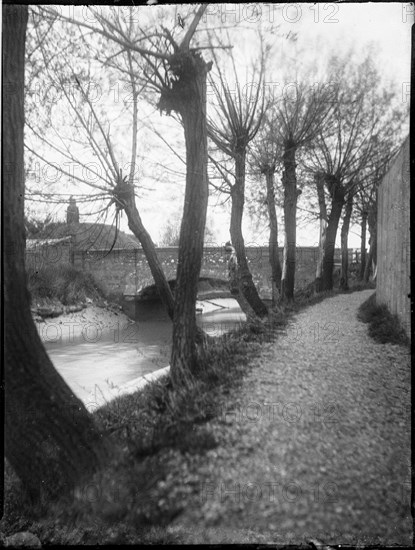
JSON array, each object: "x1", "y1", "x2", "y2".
[
  {"x1": 227, "y1": 249, "x2": 256, "y2": 319},
  {"x1": 4, "y1": 4, "x2": 108, "y2": 502},
  {"x1": 359, "y1": 210, "x2": 368, "y2": 280},
  {"x1": 281, "y1": 143, "x2": 298, "y2": 301},
  {"x1": 321, "y1": 179, "x2": 345, "y2": 291},
  {"x1": 161, "y1": 52, "x2": 211, "y2": 387},
  {"x1": 230, "y1": 148, "x2": 268, "y2": 317},
  {"x1": 314, "y1": 172, "x2": 327, "y2": 292},
  {"x1": 340, "y1": 194, "x2": 353, "y2": 290},
  {"x1": 120, "y1": 197, "x2": 175, "y2": 320},
  {"x1": 264, "y1": 169, "x2": 282, "y2": 305}
]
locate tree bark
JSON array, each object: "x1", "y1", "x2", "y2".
[
  {"x1": 340, "y1": 194, "x2": 353, "y2": 290},
  {"x1": 4, "y1": 4, "x2": 108, "y2": 502},
  {"x1": 281, "y1": 143, "x2": 298, "y2": 301},
  {"x1": 264, "y1": 168, "x2": 282, "y2": 305},
  {"x1": 359, "y1": 210, "x2": 368, "y2": 280},
  {"x1": 230, "y1": 148, "x2": 268, "y2": 317},
  {"x1": 120, "y1": 197, "x2": 175, "y2": 320},
  {"x1": 160, "y1": 52, "x2": 211, "y2": 387},
  {"x1": 227, "y1": 248, "x2": 256, "y2": 319},
  {"x1": 314, "y1": 172, "x2": 328, "y2": 293},
  {"x1": 114, "y1": 179, "x2": 205, "y2": 342},
  {"x1": 321, "y1": 177, "x2": 345, "y2": 291}
]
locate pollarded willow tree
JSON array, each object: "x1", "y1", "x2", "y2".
[
  {"x1": 249, "y1": 113, "x2": 284, "y2": 305},
  {"x1": 267, "y1": 80, "x2": 334, "y2": 301},
  {"x1": 26, "y1": 14, "x2": 177, "y2": 321},
  {"x1": 41, "y1": 4, "x2": 215, "y2": 387},
  {"x1": 207, "y1": 35, "x2": 269, "y2": 317},
  {"x1": 306, "y1": 53, "x2": 406, "y2": 292},
  {"x1": 352, "y1": 145, "x2": 398, "y2": 284},
  {"x1": 4, "y1": 3, "x2": 109, "y2": 503}
]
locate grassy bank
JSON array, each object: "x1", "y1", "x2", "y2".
[
  {"x1": 2, "y1": 280, "x2": 375, "y2": 544},
  {"x1": 357, "y1": 292, "x2": 410, "y2": 347},
  {"x1": 27, "y1": 263, "x2": 104, "y2": 307}
]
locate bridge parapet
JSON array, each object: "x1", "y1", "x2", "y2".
[{"x1": 27, "y1": 243, "x2": 358, "y2": 302}]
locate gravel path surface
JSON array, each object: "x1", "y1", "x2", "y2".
[{"x1": 171, "y1": 290, "x2": 411, "y2": 545}]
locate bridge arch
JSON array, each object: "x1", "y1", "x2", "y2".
[{"x1": 123, "y1": 276, "x2": 231, "y2": 321}]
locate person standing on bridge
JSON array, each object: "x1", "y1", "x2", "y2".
[{"x1": 224, "y1": 241, "x2": 239, "y2": 296}]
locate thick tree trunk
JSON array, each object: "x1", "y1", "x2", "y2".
[
  {"x1": 161, "y1": 52, "x2": 211, "y2": 387},
  {"x1": 314, "y1": 172, "x2": 327, "y2": 293},
  {"x1": 4, "y1": 4, "x2": 108, "y2": 502},
  {"x1": 264, "y1": 169, "x2": 282, "y2": 305},
  {"x1": 359, "y1": 210, "x2": 368, "y2": 280},
  {"x1": 227, "y1": 248, "x2": 256, "y2": 319},
  {"x1": 321, "y1": 179, "x2": 345, "y2": 291},
  {"x1": 230, "y1": 148, "x2": 268, "y2": 317},
  {"x1": 340, "y1": 194, "x2": 353, "y2": 290},
  {"x1": 281, "y1": 143, "x2": 298, "y2": 301}
]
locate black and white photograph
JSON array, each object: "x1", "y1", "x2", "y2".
[{"x1": 3, "y1": 2, "x2": 412, "y2": 546}]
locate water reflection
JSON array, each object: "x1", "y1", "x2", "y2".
[{"x1": 44, "y1": 298, "x2": 245, "y2": 407}]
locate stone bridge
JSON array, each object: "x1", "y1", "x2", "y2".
[
  {"x1": 27, "y1": 241, "x2": 357, "y2": 304},
  {"x1": 72, "y1": 245, "x2": 349, "y2": 303}
]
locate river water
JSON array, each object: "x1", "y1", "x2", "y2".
[{"x1": 44, "y1": 298, "x2": 245, "y2": 409}]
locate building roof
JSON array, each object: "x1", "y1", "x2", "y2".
[
  {"x1": 26, "y1": 222, "x2": 141, "y2": 251},
  {"x1": 26, "y1": 236, "x2": 72, "y2": 250}
]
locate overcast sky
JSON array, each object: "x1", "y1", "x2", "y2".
[{"x1": 27, "y1": 2, "x2": 411, "y2": 248}]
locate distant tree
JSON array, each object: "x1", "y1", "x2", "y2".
[
  {"x1": 24, "y1": 213, "x2": 53, "y2": 238},
  {"x1": 159, "y1": 219, "x2": 181, "y2": 247},
  {"x1": 305, "y1": 53, "x2": 406, "y2": 291},
  {"x1": 159, "y1": 214, "x2": 216, "y2": 246},
  {"x1": 4, "y1": 4, "x2": 108, "y2": 502}
]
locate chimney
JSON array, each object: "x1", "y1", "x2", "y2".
[{"x1": 67, "y1": 196, "x2": 79, "y2": 225}]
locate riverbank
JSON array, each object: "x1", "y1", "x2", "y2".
[{"x1": 34, "y1": 302, "x2": 133, "y2": 345}]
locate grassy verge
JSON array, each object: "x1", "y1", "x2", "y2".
[
  {"x1": 357, "y1": 292, "x2": 410, "y2": 347},
  {"x1": 2, "y1": 280, "x2": 368, "y2": 544}
]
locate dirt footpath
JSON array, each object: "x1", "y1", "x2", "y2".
[{"x1": 170, "y1": 290, "x2": 411, "y2": 545}]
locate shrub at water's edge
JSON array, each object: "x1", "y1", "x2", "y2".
[{"x1": 27, "y1": 263, "x2": 105, "y2": 306}]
